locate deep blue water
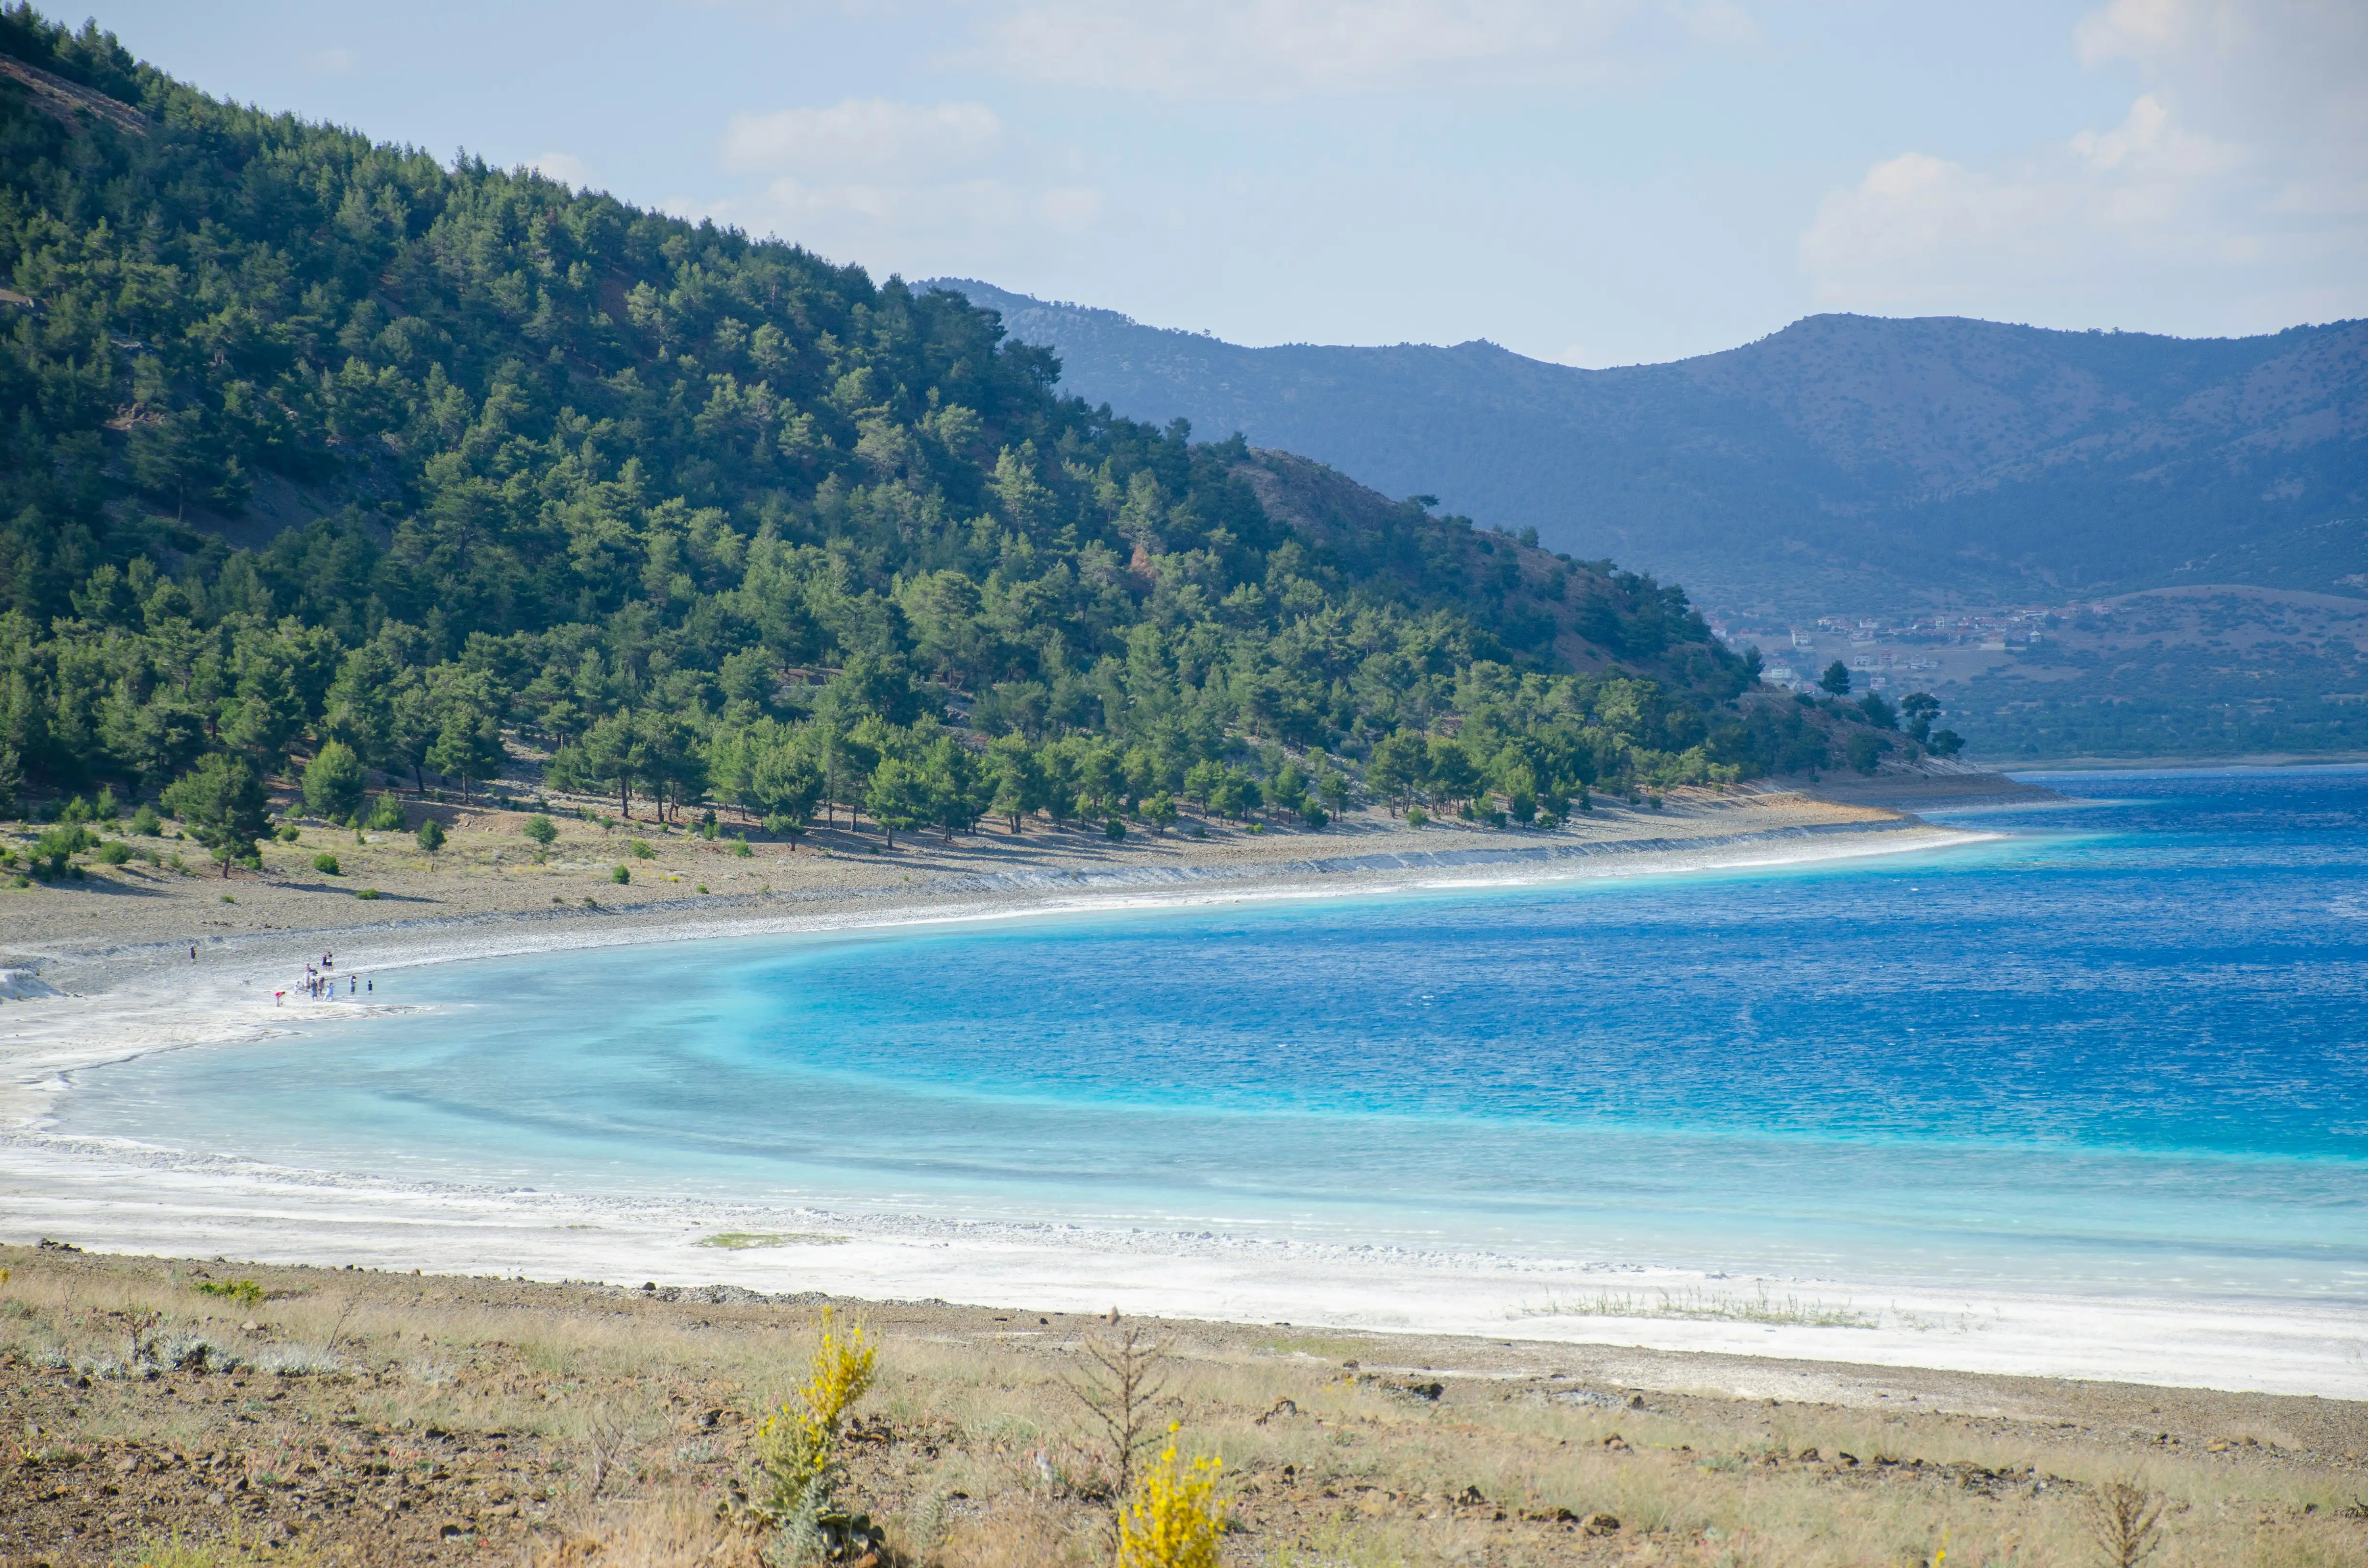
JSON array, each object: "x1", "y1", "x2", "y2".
[{"x1": 62, "y1": 767, "x2": 2368, "y2": 1300}]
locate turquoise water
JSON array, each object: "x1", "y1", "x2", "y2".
[{"x1": 62, "y1": 767, "x2": 2368, "y2": 1302}]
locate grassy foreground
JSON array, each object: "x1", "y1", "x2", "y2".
[{"x1": 1, "y1": 1246, "x2": 2362, "y2": 1567}]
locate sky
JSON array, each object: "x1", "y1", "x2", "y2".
[{"x1": 80, "y1": 0, "x2": 2368, "y2": 368}]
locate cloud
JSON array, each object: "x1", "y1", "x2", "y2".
[
  {"x1": 705, "y1": 97, "x2": 1097, "y2": 278},
  {"x1": 721, "y1": 98, "x2": 1004, "y2": 179},
  {"x1": 526, "y1": 152, "x2": 592, "y2": 188},
  {"x1": 1798, "y1": 2, "x2": 2367, "y2": 331},
  {"x1": 959, "y1": 0, "x2": 1741, "y2": 98}
]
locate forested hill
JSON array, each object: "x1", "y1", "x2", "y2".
[
  {"x1": 934, "y1": 280, "x2": 2368, "y2": 619},
  {"x1": 0, "y1": 10, "x2": 1897, "y2": 860}
]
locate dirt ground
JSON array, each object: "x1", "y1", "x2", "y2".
[{"x1": 2, "y1": 1245, "x2": 2361, "y2": 1568}]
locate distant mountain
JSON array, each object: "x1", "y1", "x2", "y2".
[{"x1": 928, "y1": 281, "x2": 2368, "y2": 619}]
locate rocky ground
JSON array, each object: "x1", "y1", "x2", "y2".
[{"x1": 2, "y1": 1246, "x2": 2361, "y2": 1567}]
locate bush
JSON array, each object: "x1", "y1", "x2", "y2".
[
  {"x1": 130, "y1": 804, "x2": 162, "y2": 835},
  {"x1": 1104, "y1": 817, "x2": 1126, "y2": 841},
  {"x1": 312, "y1": 852, "x2": 340, "y2": 875},
  {"x1": 275, "y1": 822, "x2": 301, "y2": 842},
  {"x1": 731, "y1": 836, "x2": 753, "y2": 857},
  {"x1": 354, "y1": 888, "x2": 381, "y2": 900},
  {"x1": 1298, "y1": 801, "x2": 1329, "y2": 829},
  {"x1": 95, "y1": 841, "x2": 133, "y2": 864},
  {"x1": 1405, "y1": 806, "x2": 1428, "y2": 827},
  {"x1": 612, "y1": 865, "x2": 630, "y2": 883},
  {"x1": 365, "y1": 794, "x2": 407, "y2": 831},
  {"x1": 753, "y1": 1310, "x2": 877, "y2": 1530},
  {"x1": 302, "y1": 741, "x2": 366, "y2": 822},
  {"x1": 29, "y1": 824, "x2": 92, "y2": 876},
  {"x1": 193, "y1": 1277, "x2": 265, "y2": 1307},
  {"x1": 520, "y1": 814, "x2": 558, "y2": 846},
  {"x1": 416, "y1": 817, "x2": 445, "y2": 853},
  {"x1": 629, "y1": 838, "x2": 655, "y2": 859},
  {"x1": 1118, "y1": 1437, "x2": 1227, "y2": 1568}
]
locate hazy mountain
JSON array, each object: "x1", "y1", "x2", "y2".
[{"x1": 929, "y1": 280, "x2": 2368, "y2": 620}]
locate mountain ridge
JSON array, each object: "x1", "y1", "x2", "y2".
[{"x1": 929, "y1": 279, "x2": 2368, "y2": 617}]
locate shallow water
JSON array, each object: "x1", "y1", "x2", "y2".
[{"x1": 63, "y1": 767, "x2": 2368, "y2": 1305}]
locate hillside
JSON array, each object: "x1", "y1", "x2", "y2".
[
  {"x1": 932, "y1": 280, "x2": 2368, "y2": 619},
  {"x1": 0, "y1": 10, "x2": 1913, "y2": 861}
]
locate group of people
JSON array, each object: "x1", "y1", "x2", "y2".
[{"x1": 274, "y1": 950, "x2": 371, "y2": 1006}]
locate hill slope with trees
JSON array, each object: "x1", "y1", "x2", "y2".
[
  {"x1": 0, "y1": 10, "x2": 1903, "y2": 868},
  {"x1": 931, "y1": 280, "x2": 2368, "y2": 620}
]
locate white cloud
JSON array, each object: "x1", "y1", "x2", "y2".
[
  {"x1": 1667, "y1": 0, "x2": 1757, "y2": 48},
  {"x1": 1798, "y1": 2, "x2": 2367, "y2": 332},
  {"x1": 959, "y1": 0, "x2": 1721, "y2": 98},
  {"x1": 721, "y1": 98, "x2": 1004, "y2": 179},
  {"x1": 705, "y1": 97, "x2": 1096, "y2": 277},
  {"x1": 527, "y1": 151, "x2": 592, "y2": 187}
]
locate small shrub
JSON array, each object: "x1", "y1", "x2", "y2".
[
  {"x1": 1405, "y1": 806, "x2": 1428, "y2": 827},
  {"x1": 611, "y1": 865, "x2": 630, "y2": 884},
  {"x1": 732, "y1": 836, "x2": 753, "y2": 857},
  {"x1": 219, "y1": 893, "x2": 235, "y2": 904},
  {"x1": 521, "y1": 814, "x2": 558, "y2": 847},
  {"x1": 29, "y1": 824, "x2": 91, "y2": 875},
  {"x1": 130, "y1": 803, "x2": 162, "y2": 835},
  {"x1": 629, "y1": 838, "x2": 655, "y2": 859},
  {"x1": 752, "y1": 1309, "x2": 877, "y2": 1531},
  {"x1": 194, "y1": 1277, "x2": 266, "y2": 1307},
  {"x1": 366, "y1": 794, "x2": 407, "y2": 831},
  {"x1": 95, "y1": 841, "x2": 133, "y2": 864},
  {"x1": 1105, "y1": 817, "x2": 1126, "y2": 841},
  {"x1": 312, "y1": 852, "x2": 341, "y2": 875},
  {"x1": 416, "y1": 817, "x2": 445, "y2": 853},
  {"x1": 275, "y1": 822, "x2": 302, "y2": 842},
  {"x1": 1117, "y1": 1433, "x2": 1226, "y2": 1568},
  {"x1": 353, "y1": 888, "x2": 382, "y2": 900}
]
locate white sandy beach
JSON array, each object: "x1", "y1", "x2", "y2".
[{"x1": 9, "y1": 784, "x2": 2353, "y2": 1403}]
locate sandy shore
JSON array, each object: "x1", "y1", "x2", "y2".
[{"x1": 28, "y1": 781, "x2": 2341, "y2": 1409}]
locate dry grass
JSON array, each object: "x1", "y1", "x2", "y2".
[{"x1": 2, "y1": 1247, "x2": 2363, "y2": 1567}]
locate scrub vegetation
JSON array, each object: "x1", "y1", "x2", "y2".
[{"x1": 2, "y1": 1248, "x2": 2360, "y2": 1567}]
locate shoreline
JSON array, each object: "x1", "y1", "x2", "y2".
[
  {"x1": 0, "y1": 797, "x2": 1981, "y2": 1124},
  {"x1": 24, "y1": 788, "x2": 2346, "y2": 1403}
]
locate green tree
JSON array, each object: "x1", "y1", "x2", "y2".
[
  {"x1": 1367, "y1": 730, "x2": 1429, "y2": 808},
  {"x1": 428, "y1": 710, "x2": 506, "y2": 804},
  {"x1": 521, "y1": 813, "x2": 558, "y2": 848},
  {"x1": 1820, "y1": 661, "x2": 1853, "y2": 697},
  {"x1": 302, "y1": 740, "x2": 367, "y2": 822},
  {"x1": 864, "y1": 756, "x2": 931, "y2": 850},
  {"x1": 162, "y1": 753, "x2": 269, "y2": 878},
  {"x1": 989, "y1": 735, "x2": 1047, "y2": 834},
  {"x1": 1318, "y1": 770, "x2": 1350, "y2": 819},
  {"x1": 925, "y1": 737, "x2": 986, "y2": 840},
  {"x1": 1425, "y1": 736, "x2": 1481, "y2": 813},
  {"x1": 1141, "y1": 790, "x2": 1178, "y2": 836},
  {"x1": 416, "y1": 815, "x2": 446, "y2": 854}
]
